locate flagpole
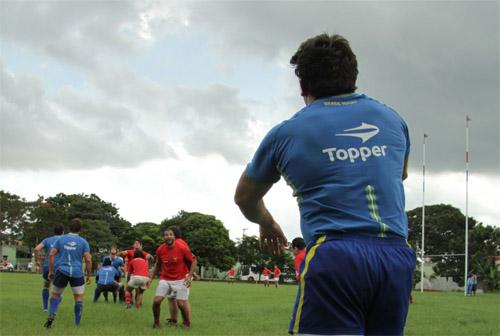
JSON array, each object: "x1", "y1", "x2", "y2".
[
  {"x1": 464, "y1": 116, "x2": 470, "y2": 295},
  {"x1": 421, "y1": 133, "x2": 427, "y2": 293}
]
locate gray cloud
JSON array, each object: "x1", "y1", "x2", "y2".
[
  {"x1": 186, "y1": 1, "x2": 499, "y2": 174},
  {"x1": 0, "y1": 63, "x2": 170, "y2": 170}
]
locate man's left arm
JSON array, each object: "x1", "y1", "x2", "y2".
[{"x1": 234, "y1": 172, "x2": 288, "y2": 255}]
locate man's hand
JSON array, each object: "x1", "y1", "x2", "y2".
[
  {"x1": 259, "y1": 221, "x2": 288, "y2": 256},
  {"x1": 48, "y1": 272, "x2": 54, "y2": 281},
  {"x1": 86, "y1": 275, "x2": 91, "y2": 285},
  {"x1": 184, "y1": 274, "x2": 193, "y2": 288}
]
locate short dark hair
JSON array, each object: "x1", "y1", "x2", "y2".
[
  {"x1": 291, "y1": 237, "x2": 306, "y2": 250},
  {"x1": 53, "y1": 224, "x2": 64, "y2": 235},
  {"x1": 167, "y1": 226, "x2": 182, "y2": 238},
  {"x1": 134, "y1": 249, "x2": 144, "y2": 259},
  {"x1": 103, "y1": 257, "x2": 112, "y2": 266},
  {"x1": 290, "y1": 33, "x2": 358, "y2": 98},
  {"x1": 69, "y1": 218, "x2": 81, "y2": 233}
]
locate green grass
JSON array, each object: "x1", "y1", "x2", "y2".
[{"x1": 0, "y1": 272, "x2": 498, "y2": 335}]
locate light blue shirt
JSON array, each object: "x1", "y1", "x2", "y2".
[
  {"x1": 246, "y1": 93, "x2": 410, "y2": 245},
  {"x1": 41, "y1": 235, "x2": 62, "y2": 269},
  {"x1": 53, "y1": 233, "x2": 90, "y2": 278},
  {"x1": 97, "y1": 266, "x2": 119, "y2": 285}
]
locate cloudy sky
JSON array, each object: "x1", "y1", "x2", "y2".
[{"x1": 1, "y1": 1, "x2": 498, "y2": 240}]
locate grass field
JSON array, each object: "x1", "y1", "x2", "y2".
[{"x1": 0, "y1": 272, "x2": 498, "y2": 335}]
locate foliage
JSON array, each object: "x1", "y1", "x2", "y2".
[
  {"x1": 407, "y1": 204, "x2": 499, "y2": 288},
  {"x1": 236, "y1": 235, "x2": 294, "y2": 273},
  {"x1": 161, "y1": 211, "x2": 236, "y2": 270},
  {"x1": 0, "y1": 191, "x2": 31, "y2": 244},
  {"x1": 117, "y1": 222, "x2": 162, "y2": 253}
]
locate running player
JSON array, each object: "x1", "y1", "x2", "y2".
[
  {"x1": 235, "y1": 33, "x2": 415, "y2": 335},
  {"x1": 33, "y1": 225, "x2": 64, "y2": 311},
  {"x1": 150, "y1": 227, "x2": 197, "y2": 329},
  {"x1": 44, "y1": 218, "x2": 92, "y2": 328}
]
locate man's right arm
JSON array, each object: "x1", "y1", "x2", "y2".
[
  {"x1": 33, "y1": 242, "x2": 45, "y2": 266},
  {"x1": 48, "y1": 248, "x2": 58, "y2": 280}
]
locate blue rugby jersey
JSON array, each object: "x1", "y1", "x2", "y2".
[
  {"x1": 246, "y1": 93, "x2": 410, "y2": 245},
  {"x1": 97, "y1": 266, "x2": 119, "y2": 285},
  {"x1": 53, "y1": 233, "x2": 90, "y2": 278},
  {"x1": 41, "y1": 235, "x2": 63, "y2": 269}
]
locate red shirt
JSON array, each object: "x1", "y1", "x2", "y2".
[
  {"x1": 229, "y1": 268, "x2": 235, "y2": 277},
  {"x1": 274, "y1": 267, "x2": 281, "y2": 277},
  {"x1": 294, "y1": 249, "x2": 306, "y2": 280},
  {"x1": 125, "y1": 249, "x2": 150, "y2": 263},
  {"x1": 128, "y1": 257, "x2": 149, "y2": 277},
  {"x1": 262, "y1": 267, "x2": 271, "y2": 276},
  {"x1": 155, "y1": 242, "x2": 195, "y2": 281}
]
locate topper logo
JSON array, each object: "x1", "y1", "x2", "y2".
[{"x1": 335, "y1": 122, "x2": 379, "y2": 143}]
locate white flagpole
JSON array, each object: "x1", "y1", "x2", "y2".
[
  {"x1": 464, "y1": 116, "x2": 470, "y2": 295},
  {"x1": 421, "y1": 133, "x2": 428, "y2": 293}
]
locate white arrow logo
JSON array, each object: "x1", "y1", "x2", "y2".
[{"x1": 335, "y1": 122, "x2": 379, "y2": 143}]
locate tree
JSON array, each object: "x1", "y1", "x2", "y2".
[
  {"x1": 117, "y1": 222, "x2": 162, "y2": 253},
  {"x1": 236, "y1": 235, "x2": 294, "y2": 276},
  {"x1": 407, "y1": 204, "x2": 499, "y2": 287},
  {"x1": 0, "y1": 191, "x2": 31, "y2": 244},
  {"x1": 161, "y1": 211, "x2": 236, "y2": 271},
  {"x1": 469, "y1": 223, "x2": 500, "y2": 291}
]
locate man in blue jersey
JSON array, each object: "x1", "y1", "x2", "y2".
[
  {"x1": 34, "y1": 225, "x2": 64, "y2": 311},
  {"x1": 44, "y1": 218, "x2": 92, "y2": 328},
  {"x1": 235, "y1": 33, "x2": 416, "y2": 335},
  {"x1": 94, "y1": 256, "x2": 120, "y2": 303},
  {"x1": 108, "y1": 246, "x2": 125, "y2": 302}
]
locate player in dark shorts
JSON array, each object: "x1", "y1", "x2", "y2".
[{"x1": 235, "y1": 33, "x2": 416, "y2": 335}]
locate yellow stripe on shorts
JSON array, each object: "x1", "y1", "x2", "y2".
[{"x1": 292, "y1": 235, "x2": 327, "y2": 333}]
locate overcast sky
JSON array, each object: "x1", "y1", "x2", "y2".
[{"x1": 1, "y1": 1, "x2": 498, "y2": 240}]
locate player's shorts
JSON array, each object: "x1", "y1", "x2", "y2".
[
  {"x1": 262, "y1": 275, "x2": 269, "y2": 281},
  {"x1": 273, "y1": 276, "x2": 280, "y2": 282},
  {"x1": 289, "y1": 233, "x2": 416, "y2": 336},
  {"x1": 128, "y1": 275, "x2": 149, "y2": 290},
  {"x1": 52, "y1": 270, "x2": 86, "y2": 295},
  {"x1": 155, "y1": 279, "x2": 189, "y2": 300}
]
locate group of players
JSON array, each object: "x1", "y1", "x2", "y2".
[{"x1": 34, "y1": 218, "x2": 196, "y2": 329}]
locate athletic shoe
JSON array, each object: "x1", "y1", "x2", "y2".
[
  {"x1": 166, "y1": 318, "x2": 177, "y2": 326},
  {"x1": 44, "y1": 317, "x2": 54, "y2": 329},
  {"x1": 182, "y1": 321, "x2": 191, "y2": 329},
  {"x1": 153, "y1": 323, "x2": 161, "y2": 329},
  {"x1": 125, "y1": 304, "x2": 132, "y2": 309}
]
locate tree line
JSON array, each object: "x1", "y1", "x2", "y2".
[{"x1": 1, "y1": 190, "x2": 498, "y2": 290}]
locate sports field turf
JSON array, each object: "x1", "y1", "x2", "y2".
[{"x1": 0, "y1": 273, "x2": 498, "y2": 335}]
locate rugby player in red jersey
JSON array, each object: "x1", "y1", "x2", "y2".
[
  {"x1": 150, "y1": 227, "x2": 197, "y2": 329},
  {"x1": 125, "y1": 249, "x2": 150, "y2": 308},
  {"x1": 291, "y1": 237, "x2": 306, "y2": 282}
]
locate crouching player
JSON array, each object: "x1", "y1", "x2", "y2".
[
  {"x1": 94, "y1": 257, "x2": 120, "y2": 303},
  {"x1": 151, "y1": 227, "x2": 197, "y2": 329},
  {"x1": 126, "y1": 249, "x2": 151, "y2": 308}
]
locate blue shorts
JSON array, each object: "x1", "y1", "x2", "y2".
[
  {"x1": 289, "y1": 233, "x2": 416, "y2": 335},
  {"x1": 53, "y1": 270, "x2": 85, "y2": 289}
]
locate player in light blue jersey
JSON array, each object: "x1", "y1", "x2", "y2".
[
  {"x1": 235, "y1": 33, "x2": 416, "y2": 336},
  {"x1": 94, "y1": 257, "x2": 120, "y2": 303},
  {"x1": 33, "y1": 224, "x2": 64, "y2": 311},
  {"x1": 107, "y1": 247, "x2": 125, "y2": 302},
  {"x1": 44, "y1": 218, "x2": 92, "y2": 329}
]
